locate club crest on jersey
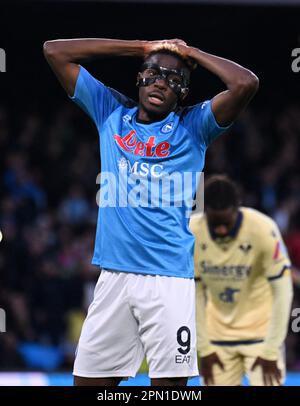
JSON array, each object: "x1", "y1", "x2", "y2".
[
  {"x1": 161, "y1": 122, "x2": 174, "y2": 134},
  {"x1": 219, "y1": 287, "x2": 240, "y2": 303},
  {"x1": 239, "y1": 243, "x2": 252, "y2": 254},
  {"x1": 114, "y1": 130, "x2": 171, "y2": 157}
]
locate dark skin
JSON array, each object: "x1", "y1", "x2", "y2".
[
  {"x1": 43, "y1": 37, "x2": 259, "y2": 125},
  {"x1": 176, "y1": 42, "x2": 259, "y2": 126},
  {"x1": 43, "y1": 38, "x2": 191, "y2": 387},
  {"x1": 203, "y1": 206, "x2": 282, "y2": 386},
  {"x1": 43, "y1": 37, "x2": 258, "y2": 386},
  {"x1": 137, "y1": 53, "x2": 187, "y2": 122},
  {"x1": 251, "y1": 357, "x2": 282, "y2": 386},
  {"x1": 200, "y1": 352, "x2": 225, "y2": 386},
  {"x1": 206, "y1": 206, "x2": 238, "y2": 238},
  {"x1": 201, "y1": 353, "x2": 282, "y2": 386},
  {"x1": 73, "y1": 376, "x2": 187, "y2": 386}
]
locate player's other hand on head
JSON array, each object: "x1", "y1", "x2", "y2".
[
  {"x1": 251, "y1": 357, "x2": 282, "y2": 386},
  {"x1": 200, "y1": 352, "x2": 225, "y2": 386},
  {"x1": 143, "y1": 39, "x2": 187, "y2": 56},
  {"x1": 167, "y1": 39, "x2": 187, "y2": 46}
]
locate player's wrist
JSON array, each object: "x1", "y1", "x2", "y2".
[
  {"x1": 102, "y1": 39, "x2": 146, "y2": 58},
  {"x1": 132, "y1": 40, "x2": 147, "y2": 57},
  {"x1": 186, "y1": 46, "x2": 202, "y2": 60},
  {"x1": 260, "y1": 346, "x2": 279, "y2": 361},
  {"x1": 198, "y1": 345, "x2": 216, "y2": 358}
]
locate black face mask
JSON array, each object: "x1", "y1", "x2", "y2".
[{"x1": 137, "y1": 62, "x2": 189, "y2": 98}]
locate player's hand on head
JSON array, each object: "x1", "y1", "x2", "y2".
[
  {"x1": 200, "y1": 352, "x2": 225, "y2": 386},
  {"x1": 143, "y1": 39, "x2": 187, "y2": 56},
  {"x1": 251, "y1": 357, "x2": 282, "y2": 386},
  {"x1": 168, "y1": 39, "x2": 187, "y2": 46}
]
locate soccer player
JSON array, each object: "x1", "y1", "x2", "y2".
[
  {"x1": 190, "y1": 175, "x2": 293, "y2": 386},
  {"x1": 43, "y1": 38, "x2": 258, "y2": 386}
]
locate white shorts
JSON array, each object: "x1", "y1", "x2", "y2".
[{"x1": 73, "y1": 269, "x2": 199, "y2": 379}]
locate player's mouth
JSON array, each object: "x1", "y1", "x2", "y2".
[{"x1": 148, "y1": 91, "x2": 165, "y2": 106}]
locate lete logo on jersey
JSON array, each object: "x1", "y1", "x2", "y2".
[{"x1": 114, "y1": 130, "x2": 171, "y2": 157}]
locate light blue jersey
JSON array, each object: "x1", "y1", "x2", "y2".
[{"x1": 71, "y1": 66, "x2": 229, "y2": 278}]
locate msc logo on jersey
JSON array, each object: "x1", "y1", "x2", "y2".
[
  {"x1": 239, "y1": 243, "x2": 252, "y2": 254},
  {"x1": 117, "y1": 157, "x2": 164, "y2": 178},
  {"x1": 118, "y1": 157, "x2": 128, "y2": 170},
  {"x1": 161, "y1": 122, "x2": 174, "y2": 134},
  {"x1": 219, "y1": 287, "x2": 240, "y2": 303}
]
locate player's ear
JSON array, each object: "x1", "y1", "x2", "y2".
[{"x1": 136, "y1": 73, "x2": 142, "y2": 87}]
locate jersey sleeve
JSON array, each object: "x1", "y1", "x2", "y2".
[
  {"x1": 69, "y1": 65, "x2": 122, "y2": 129},
  {"x1": 261, "y1": 275, "x2": 293, "y2": 360},
  {"x1": 195, "y1": 279, "x2": 215, "y2": 357},
  {"x1": 183, "y1": 100, "x2": 232, "y2": 148},
  {"x1": 261, "y1": 222, "x2": 291, "y2": 281},
  {"x1": 189, "y1": 214, "x2": 202, "y2": 280}
]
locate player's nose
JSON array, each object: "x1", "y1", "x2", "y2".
[{"x1": 154, "y1": 77, "x2": 168, "y2": 89}]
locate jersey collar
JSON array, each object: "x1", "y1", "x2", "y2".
[{"x1": 209, "y1": 210, "x2": 244, "y2": 243}]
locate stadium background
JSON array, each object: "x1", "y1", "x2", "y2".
[{"x1": 0, "y1": 0, "x2": 300, "y2": 385}]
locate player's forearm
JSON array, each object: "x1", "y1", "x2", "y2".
[
  {"x1": 43, "y1": 38, "x2": 145, "y2": 62},
  {"x1": 196, "y1": 281, "x2": 215, "y2": 357},
  {"x1": 187, "y1": 47, "x2": 259, "y2": 94},
  {"x1": 262, "y1": 274, "x2": 293, "y2": 360}
]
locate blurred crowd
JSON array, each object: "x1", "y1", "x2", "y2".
[{"x1": 0, "y1": 96, "x2": 300, "y2": 371}]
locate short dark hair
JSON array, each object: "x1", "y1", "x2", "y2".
[
  {"x1": 205, "y1": 175, "x2": 241, "y2": 210},
  {"x1": 144, "y1": 47, "x2": 197, "y2": 73}
]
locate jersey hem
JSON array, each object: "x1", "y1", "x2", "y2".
[{"x1": 92, "y1": 260, "x2": 193, "y2": 279}]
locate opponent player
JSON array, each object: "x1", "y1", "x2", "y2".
[
  {"x1": 43, "y1": 38, "x2": 258, "y2": 386},
  {"x1": 190, "y1": 175, "x2": 293, "y2": 386}
]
